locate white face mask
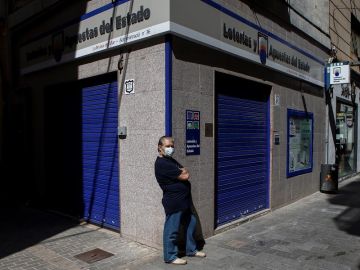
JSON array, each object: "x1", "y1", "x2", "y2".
[{"x1": 164, "y1": 147, "x2": 175, "y2": 157}]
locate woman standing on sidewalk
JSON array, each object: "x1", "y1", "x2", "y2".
[{"x1": 154, "y1": 136, "x2": 206, "y2": 265}]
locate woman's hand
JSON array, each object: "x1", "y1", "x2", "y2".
[{"x1": 177, "y1": 167, "x2": 190, "y2": 181}]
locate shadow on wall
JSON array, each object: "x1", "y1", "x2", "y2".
[
  {"x1": 0, "y1": 0, "x2": 89, "y2": 259},
  {"x1": 43, "y1": 73, "x2": 119, "y2": 230},
  {"x1": 2, "y1": 0, "x2": 92, "y2": 205},
  {"x1": 1, "y1": 0, "x2": 129, "y2": 258},
  {"x1": 241, "y1": 0, "x2": 290, "y2": 29},
  {"x1": 327, "y1": 179, "x2": 360, "y2": 237}
]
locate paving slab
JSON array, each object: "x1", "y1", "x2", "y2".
[{"x1": 1, "y1": 177, "x2": 360, "y2": 269}]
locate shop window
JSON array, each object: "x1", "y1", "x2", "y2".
[
  {"x1": 287, "y1": 109, "x2": 314, "y2": 178},
  {"x1": 336, "y1": 101, "x2": 357, "y2": 177}
]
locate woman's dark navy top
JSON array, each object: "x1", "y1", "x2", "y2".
[{"x1": 154, "y1": 156, "x2": 192, "y2": 215}]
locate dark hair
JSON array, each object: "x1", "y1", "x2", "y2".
[{"x1": 158, "y1": 136, "x2": 174, "y2": 152}]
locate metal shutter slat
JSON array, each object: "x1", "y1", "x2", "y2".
[
  {"x1": 216, "y1": 93, "x2": 269, "y2": 226},
  {"x1": 82, "y1": 82, "x2": 120, "y2": 230}
]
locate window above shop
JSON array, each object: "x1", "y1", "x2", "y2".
[
  {"x1": 243, "y1": 0, "x2": 330, "y2": 48},
  {"x1": 351, "y1": 14, "x2": 360, "y2": 59}
]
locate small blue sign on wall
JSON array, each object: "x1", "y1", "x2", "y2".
[{"x1": 186, "y1": 110, "x2": 200, "y2": 155}]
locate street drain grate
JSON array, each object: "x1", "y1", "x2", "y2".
[{"x1": 74, "y1": 248, "x2": 114, "y2": 264}]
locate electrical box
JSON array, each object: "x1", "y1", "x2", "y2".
[
  {"x1": 274, "y1": 133, "x2": 280, "y2": 145},
  {"x1": 118, "y1": 126, "x2": 127, "y2": 138},
  {"x1": 205, "y1": 123, "x2": 213, "y2": 137},
  {"x1": 274, "y1": 131, "x2": 280, "y2": 145}
]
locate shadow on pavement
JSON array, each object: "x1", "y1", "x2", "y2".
[
  {"x1": 0, "y1": 206, "x2": 78, "y2": 259},
  {"x1": 327, "y1": 179, "x2": 360, "y2": 237}
]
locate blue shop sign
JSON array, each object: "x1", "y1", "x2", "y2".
[{"x1": 186, "y1": 110, "x2": 200, "y2": 155}]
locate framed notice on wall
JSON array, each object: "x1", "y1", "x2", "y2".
[
  {"x1": 186, "y1": 110, "x2": 200, "y2": 155},
  {"x1": 287, "y1": 109, "x2": 313, "y2": 178}
]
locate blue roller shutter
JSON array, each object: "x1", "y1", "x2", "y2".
[
  {"x1": 82, "y1": 82, "x2": 120, "y2": 230},
  {"x1": 216, "y1": 86, "x2": 269, "y2": 226}
]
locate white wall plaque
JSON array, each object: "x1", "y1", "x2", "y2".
[
  {"x1": 329, "y1": 63, "x2": 350, "y2": 85},
  {"x1": 124, "y1": 79, "x2": 135, "y2": 95}
]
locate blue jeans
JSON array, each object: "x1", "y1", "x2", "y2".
[{"x1": 163, "y1": 210, "x2": 197, "y2": 262}]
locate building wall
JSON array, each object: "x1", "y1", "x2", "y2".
[
  {"x1": 9, "y1": 0, "x2": 90, "y2": 185},
  {"x1": 217, "y1": 0, "x2": 328, "y2": 66},
  {"x1": 0, "y1": 0, "x2": 10, "y2": 177},
  {"x1": 217, "y1": 0, "x2": 330, "y2": 50},
  {"x1": 330, "y1": 0, "x2": 360, "y2": 62},
  {"x1": 171, "y1": 36, "x2": 325, "y2": 237},
  {"x1": 118, "y1": 42, "x2": 165, "y2": 247},
  {"x1": 328, "y1": 0, "x2": 360, "y2": 178},
  {"x1": 168, "y1": 0, "x2": 328, "y2": 240},
  {"x1": 271, "y1": 82, "x2": 325, "y2": 208},
  {"x1": 0, "y1": 72, "x2": 3, "y2": 166},
  {"x1": 352, "y1": 0, "x2": 360, "y2": 22},
  {"x1": 9, "y1": 0, "x2": 331, "y2": 248},
  {"x1": 17, "y1": 48, "x2": 125, "y2": 197},
  {"x1": 8, "y1": 0, "x2": 64, "y2": 28},
  {"x1": 350, "y1": 2, "x2": 360, "y2": 75},
  {"x1": 330, "y1": 0, "x2": 352, "y2": 60},
  {"x1": 11, "y1": 0, "x2": 167, "y2": 247},
  {"x1": 19, "y1": 39, "x2": 166, "y2": 247},
  {"x1": 352, "y1": 29, "x2": 360, "y2": 64},
  {"x1": 288, "y1": 0, "x2": 330, "y2": 48},
  {"x1": 171, "y1": 40, "x2": 215, "y2": 238}
]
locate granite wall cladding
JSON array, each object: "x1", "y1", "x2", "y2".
[
  {"x1": 24, "y1": 39, "x2": 166, "y2": 248},
  {"x1": 171, "y1": 54, "x2": 215, "y2": 239},
  {"x1": 118, "y1": 42, "x2": 165, "y2": 247},
  {"x1": 171, "y1": 36, "x2": 326, "y2": 237},
  {"x1": 270, "y1": 85, "x2": 326, "y2": 209}
]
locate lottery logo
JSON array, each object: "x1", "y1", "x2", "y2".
[
  {"x1": 258, "y1": 33, "x2": 268, "y2": 65},
  {"x1": 333, "y1": 67, "x2": 341, "y2": 77}
]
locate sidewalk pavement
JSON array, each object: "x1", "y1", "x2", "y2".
[{"x1": 1, "y1": 176, "x2": 360, "y2": 270}]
